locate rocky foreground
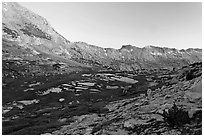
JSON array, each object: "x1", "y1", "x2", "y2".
[{"x1": 44, "y1": 63, "x2": 202, "y2": 135}]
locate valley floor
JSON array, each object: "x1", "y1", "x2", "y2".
[{"x1": 2, "y1": 63, "x2": 202, "y2": 135}]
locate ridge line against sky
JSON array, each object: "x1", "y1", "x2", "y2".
[{"x1": 18, "y1": 2, "x2": 202, "y2": 50}]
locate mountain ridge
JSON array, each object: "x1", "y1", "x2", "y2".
[{"x1": 2, "y1": 2, "x2": 202, "y2": 72}]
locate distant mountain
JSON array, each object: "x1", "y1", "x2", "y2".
[
  {"x1": 2, "y1": 2, "x2": 202, "y2": 72},
  {"x1": 68, "y1": 43, "x2": 202, "y2": 71}
]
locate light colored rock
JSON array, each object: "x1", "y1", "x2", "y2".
[
  {"x1": 69, "y1": 102, "x2": 73, "y2": 105},
  {"x1": 124, "y1": 119, "x2": 148, "y2": 129},
  {"x1": 161, "y1": 129, "x2": 181, "y2": 135},
  {"x1": 185, "y1": 77, "x2": 202, "y2": 102},
  {"x1": 147, "y1": 89, "x2": 152, "y2": 97},
  {"x1": 18, "y1": 99, "x2": 39, "y2": 105},
  {"x1": 78, "y1": 82, "x2": 95, "y2": 86},
  {"x1": 41, "y1": 88, "x2": 62, "y2": 95},
  {"x1": 59, "y1": 98, "x2": 65, "y2": 102},
  {"x1": 29, "y1": 82, "x2": 41, "y2": 87},
  {"x1": 124, "y1": 120, "x2": 135, "y2": 129},
  {"x1": 82, "y1": 74, "x2": 92, "y2": 77},
  {"x1": 84, "y1": 127, "x2": 93, "y2": 135},
  {"x1": 148, "y1": 82, "x2": 158, "y2": 87},
  {"x1": 23, "y1": 88, "x2": 34, "y2": 92},
  {"x1": 71, "y1": 81, "x2": 76, "y2": 86},
  {"x1": 140, "y1": 94, "x2": 146, "y2": 98},
  {"x1": 185, "y1": 91, "x2": 201, "y2": 102},
  {"x1": 62, "y1": 84, "x2": 72, "y2": 87},
  {"x1": 150, "y1": 114, "x2": 164, "y2": 121},
  {"x1": 112, "y1": 77, "x2": 138, "y2": 84},
  {"x1": 164, "y1": 94, "x2": 171, "y2": 100},
  {"x1": 41, "y1": 133, "x2": 52, "y2": 135},
  {"x1": 188, "y1": 108, "x2": 202, "y2": 118},
  {"x1": 106, "y1": 85, "x2": 119, "y2": 89},
  {"x1": 2, "y1": 106, "x2": 13, "y2": 114},
  {"x1": 89, "y1": 89, "x2": 100, "y2": 92},
  {"x1": 58, "y1": 118, "x2": 67, "y2": 123}
]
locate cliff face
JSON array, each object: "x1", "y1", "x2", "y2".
[{"x1": 2, "y1": 2, "x2": 202, "y2": 72}]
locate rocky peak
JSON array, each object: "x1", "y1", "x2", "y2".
[
  {"x1": 3, "y1": 2, "x2": 48, "y2": 33},
  {"x1": 120, "y1": 45, "x2": 134, "y2": 50},
  {"x1": 2, "y1": 2, "x2": 72, "y2": 61}
]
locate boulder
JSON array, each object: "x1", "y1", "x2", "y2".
[
  {"x1": 59, "y1": 98, "x2": 65, "y2": 102},
  {"x1": 185, "y1": 77, "x2": 202, "y2": 102},
  {"x1": 124, "y1": 119, "x2": 148, "y2": 129},
  {"x1": 164, "y1": 95, "x2": 171, "y2": 100},
  {"x1": 58, "y1": 118, "x2": 67, "y2": 123},
  {"x1": 147, "y1": 89, "x2": 152, "y2": 97},
  {"x1": 188, "y1": 108, "x2": 202, "y2": 118}
]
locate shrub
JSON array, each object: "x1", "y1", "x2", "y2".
[
  {"x1": 161, "y1": 103, "x2": 190, "y2": 127},
  {"x1": 186, "y1": 70, "x2": 195, "y2": 80}
]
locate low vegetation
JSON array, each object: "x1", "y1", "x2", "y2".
[{"x1": 161, "y1": 103, "x2": 190, "y2": 127}]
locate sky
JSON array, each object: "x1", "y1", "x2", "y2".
[{"x1": 19, "y1": 2, "x2": 202, "y2": 49}]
